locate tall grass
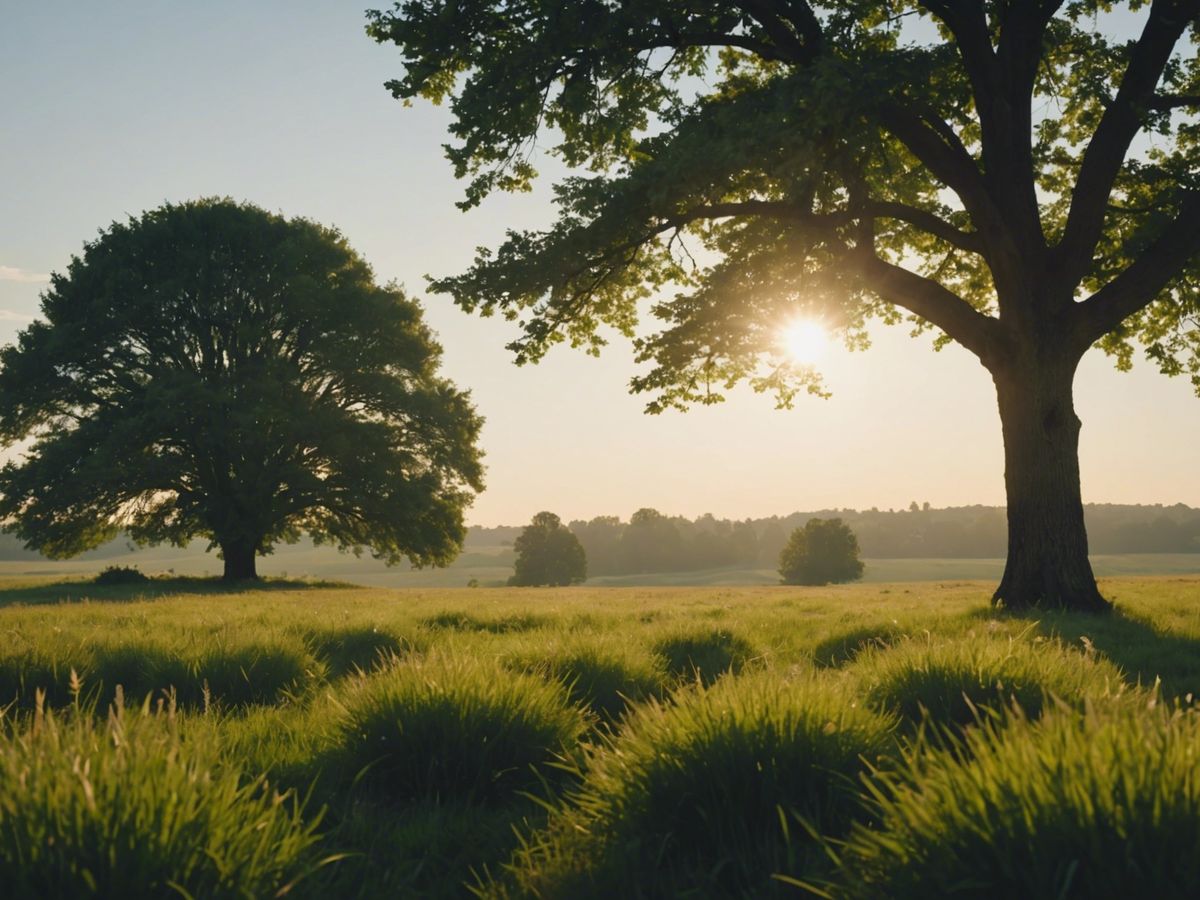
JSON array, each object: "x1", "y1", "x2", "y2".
[
  {"x1": 851, "y1": 632, "x2": 1125, "y2": 728},
  {"x1": 838, "y1": 698, "x2": 1200, "y2": 899},
  {"x1": 0, "y1": 697, "x2": 324, "y2": 899},
  {"x1": 330, "y1": 652, "x2": 589, "y2": 804},
  {"x1": 502, "y1": 635, "x2": 667, "y2": 722},
  {"x1": 493, "y1": 671, "x2": 895, "y2": 898},
  {"x1": 652, "y1": 625, "x2": 760, "y2": 685}
]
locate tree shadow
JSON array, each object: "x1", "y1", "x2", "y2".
[
  {"x1": 0, "y1": 575, "x2": 357, "y2": 608},
  {"x1": 973, "y1": 605, "x2": 1200, "y2": 701}
]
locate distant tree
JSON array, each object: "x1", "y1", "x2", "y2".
[
  {"x1": 622, "y1": 507, "x2": 685, "y2": 573},
  {"x1": 569, "y1": 515, "x2": 624, "y2": 575},
  {"x1": 779, "y1": 518, "x2": 864, "y2": 586},
  {"x1": 0, "y1": 199, "x2": 484, "y2": 580},
  {"x1": 510, "y1": 511, "x2": 587, "y2": 586},
  {"x1": 371, "y1": 2, "x2": 1200, "y2": 612}
]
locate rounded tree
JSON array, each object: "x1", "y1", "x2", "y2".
[
  {"x1": 779, "y1": 518, "x2": 864, "y2": 586},
  {"x1": 0, "y1": 199, "x2": 485, "y2": 580},
  {"x1": 509, "y1": 511, "x2": 587, "y2": 586}
]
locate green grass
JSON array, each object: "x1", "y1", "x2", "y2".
[
  {"x1": 487, "y1": 671, "x2": 895, "y2": 898},
  {"x1": 329, "y1": 652, "x2": 589, "y2": 805},
  {"x1": 851, "y1": 631, "x2": 1125, "y2": 729},
  {"x1": 835, "y1": 698, "x2": 1200, "y2": 899},
  {"x1": 0, "y1": 576, "x2": 1197, "y2": 897},
  {"x1": 0, "y1": 698, "x2": 324, "y2": 899}
]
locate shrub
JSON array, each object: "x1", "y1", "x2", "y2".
[
  {"x1": 331, "y1": 653, "x2": 588, "y2": 804},
  {"x1": 495, "y1": 672, "x2": 895, "y2": 898},
  {"x1": 0, "y1": 700, "x2": 323, "y2": 899},
  {"x1": 838, "y1": 701, "x2": 1200, "y2": 899},
  {"x1": 652, "y1": 627, "x2": 759, "y2": 685},
  {"x1": 94, "y1": 565, "x2": 150, "y2": 585},
  {"x1": 852, "y1": 634, "x2": 1124, "y2": 729},
  {"x1": 779, "y1": 518, "x2": 864, "y2": 585}
]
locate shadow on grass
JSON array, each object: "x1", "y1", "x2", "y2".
[
  {"x1": 0, "y1": 576, "x2": 357, "y2": 608},
  {"x1": 976, "y1": 605, "x2": 1200, "y2": 700}
]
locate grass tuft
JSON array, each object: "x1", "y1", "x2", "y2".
[
  {"x1": 502, "y1": 636, "x2": 668, "y2": 722},
  {"x1": 652, "y1": 626, "x2": 759, "y2": 685},
  {"x1": 838, "y1": 698, "x2": 1200, "y2": 899},
  {"x1": 0, "y1": 699, "x2": 323, "y2": 900},
  {"x1": 852, "y1": 632, "x2": 1124, "y2": 729},
  {"x1": 492, "y1": 671, "x2": 895, "y2": 898},
  {"x1": 330, "y1": 652, "x2": 588, "y2": 804}
]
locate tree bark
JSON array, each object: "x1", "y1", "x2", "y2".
[
  {"x1": 990, "y1": 358, "x2": 1111, "y2": 612},
  {"x1": 221, "y1": 540, "x2": 259, "y2": 581}
]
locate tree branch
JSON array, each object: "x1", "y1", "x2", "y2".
[
  {"x1": 1072, "y1": 190, "x2": 1200, "y2": 346},
  {"x1": 1051, "y1": 0, "x2": 1199, "y2": 286},
  {"x1": 868, "y1": 201, "x2": 985, "y2": 254},
  {"x1": 734, "y1": 0, "x2": 820, "y2": 63},
  {"x1": 1148, "y1": 92, "x2": 1200, "y2": 110},
  {"x1": 878, "y1": 103, "x2": 1007, "y2": 254},
  {"x1": 857, "y1": 251, "x2": 1005, "y2": 364}
]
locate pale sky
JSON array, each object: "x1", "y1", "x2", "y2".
[{"x1": 2, "y1": 2, "x2": 1197, "y2": 527}]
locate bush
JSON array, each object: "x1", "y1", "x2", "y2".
[
  {"x1": 331, "y1": 653, "x2": 588, "y2": 804},
  {"x1": 0, "y1": 700, "x2": 322, "y2": 899},
  {"x1": 779, "y1": 518, "x2": 864, "y2": 585},
  {"x1": 494, "y1": 672, "x2": 895, "y2": 897},
  {"x1": 838, "y1": 701, "x2": 1200, "y2": 899},
  {"x1": 652, "y1": 626, "x2": 759, "y2": 685},
  {"x1": 852, "y1": 634, "x2": 1124, "y2": 729},
  {"x1": 94, "y1": 565, "x2": 150, "y2": 585}
]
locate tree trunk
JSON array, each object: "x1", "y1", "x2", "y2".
[
  {"x1": 991, "y1": 359, "x2": 1111, "y2": 613},
  {"x1": 221, "y1": 541, "x2": 259, "y2": 581}
]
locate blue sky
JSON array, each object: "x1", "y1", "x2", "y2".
[{"x1": 1, "y1": 2, "x2": 1196, "y2": 525}]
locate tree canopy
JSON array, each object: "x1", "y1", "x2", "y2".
[
  {"x1": 370, "y1": 1, "x2": 1200, "y2": 611},
  {"x1": 509, "y1": 511, "x2": 587, "y2": 585},
  {"x1": 779, "y1": 517, "x2": 865, "y2": 585},
  {"x1": 0, "y1": 199, "x2": 485, "y2": 579}
]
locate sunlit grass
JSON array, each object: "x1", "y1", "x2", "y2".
[
  {"x1": 0, "y1": 697, "x2": 324, "y2": 900},
  {"x1": 0, "y1": 577, "x2": 1196, "y2": 897}
]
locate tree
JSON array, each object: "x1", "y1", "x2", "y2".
[
  {"x1": 779, "y1": 518, "x2": 864, "y2": 585},
  {"x1": 509, "y1": 511, "x2": 587, "y2": 585},
  {"x1": 0, "y1": 199, "x2": 485, "y2": 580},
  {"x1": 369, "y1": 2, "x2": 1200, "y2": 611}
]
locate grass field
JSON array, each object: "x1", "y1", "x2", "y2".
[{"x1": 2, "y1": 575, "x2": 1200, "y2": 897}]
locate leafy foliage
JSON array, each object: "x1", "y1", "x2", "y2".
[
  {"x1": 779, "y1": 517, "x2": 864, "y2": 585},
  {"x1": 0, "y1": 199, "x2": 484, "y2": 577},
  {"x1": 508, "y1": 510, "x2": 588, "y2": 586},
  {"x1": 370, "y1": 1, "x2": 1200, "y2": 405}
]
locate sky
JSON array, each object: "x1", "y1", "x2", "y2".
[{"x1": 1, "y1": 2, "x2": 1197, "y2": 527}]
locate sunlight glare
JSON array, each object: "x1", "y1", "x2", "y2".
[{"x1": 781, "y1": 320, "x2": 828, "y2": 365}]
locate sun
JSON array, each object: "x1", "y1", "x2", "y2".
[{"x1": 780, "y1": 320, "x2": 829, "y2": 365}]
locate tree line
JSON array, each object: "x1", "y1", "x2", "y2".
[{"x1": 468, "y1": 504, "x2": 1200, "y2": 576}]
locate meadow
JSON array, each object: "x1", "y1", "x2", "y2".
[{"x1": 2, "y1": 575, "x2": 1200, "y2": 898}]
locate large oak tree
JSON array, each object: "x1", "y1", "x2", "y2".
[
  {"x1": 370, "y1": 1, "x2": 1200, "y2": 611},
  {"x1": 0, "y1": 199, "x2": 484, "y2": 579}
]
